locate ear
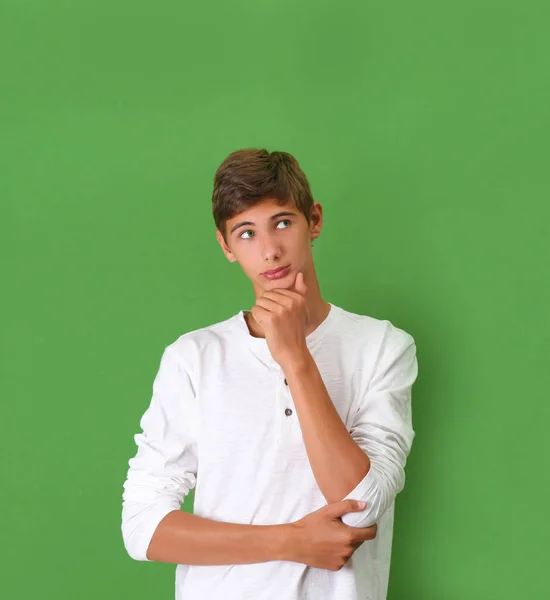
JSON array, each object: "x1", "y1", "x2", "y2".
[
  {"x1": 309, "y1": 201, "x2": 323, "y2": 242},
  {"x1": 216, "y1": 229, "x2": 237, "y2": 263}
]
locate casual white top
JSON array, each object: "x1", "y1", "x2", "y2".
[{"x1": 121, "y1": 302, "x2": 418, "y2": 600}]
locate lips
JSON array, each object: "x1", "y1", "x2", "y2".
[
  {"x1": 263, "y1": 265, "x2": 289, "y2": 276},
  {"x1": 262, "y1": 265, "x2": 291, "y2": 280}
]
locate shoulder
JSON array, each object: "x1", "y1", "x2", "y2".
[
  {"x1": 333, "y1": 306, "x2": 418, "y2": 394},
  {"x1": 162, "y1": 312, "x2": 241, "y2": 368},
  {"x1": 333, "y1": 304, "x2": 415, "y2": 353}
]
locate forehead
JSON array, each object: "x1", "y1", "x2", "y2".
[{"x1": 228, "y1": 197, "x2": 297, "y2": 222}]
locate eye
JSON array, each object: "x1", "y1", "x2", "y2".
[{"x1": 238, "y1": 220, "x2": 291, "y2": 240}]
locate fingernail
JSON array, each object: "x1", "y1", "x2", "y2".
[{"x1": 358, "y1": 501, "x2": 366, "y2": 509}]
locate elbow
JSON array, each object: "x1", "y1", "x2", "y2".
[
  {"x1": 120, "y1": 466, "x2": 195, "y2": 561},
  {"x1": 122, "y1": 532, "x2": 148, "y2": 562},
  {"x1": 121, "y1": 502, "x2": 155, "y2": 562},
  {"x1": 121, "y1": 488, "x2": 187, "y2": 562},
  {"x1": 121, "y1": 501, "x2": 182, "y2": 562},
  {"x1": 340, "y1": 462, "x2": 405, "y2": 528}
]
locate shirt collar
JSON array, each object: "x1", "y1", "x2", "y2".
[{"x1": 233, "y1": 302, "x2": 339, "y2": 369}]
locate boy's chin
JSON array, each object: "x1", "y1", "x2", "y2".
[{"x1": 265, "y1": 277, "x2": 294, "y2": 289}]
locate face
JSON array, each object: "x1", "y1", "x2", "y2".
[{"x1": 216, "y1": 197, "x2": 323, "y2": 297}]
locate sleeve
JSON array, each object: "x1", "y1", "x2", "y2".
[
  {"x1": 340, "y1": 329, "x2": 418, "y2": 528},
  {"x1": 121, "y1": 344, "x2": 199, "y2": 561}
]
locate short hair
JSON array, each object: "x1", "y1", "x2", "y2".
[{"x1": 212, "y1": 148, "x2": 315, "y2": 243}]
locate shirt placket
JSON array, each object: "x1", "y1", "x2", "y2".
[{"x1": 276, "y1": 368, "x2": 297, "y2": 444}]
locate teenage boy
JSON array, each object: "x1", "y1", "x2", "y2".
[{"x1": 121, "y1": 148, "x2": 419, "y2": 600}]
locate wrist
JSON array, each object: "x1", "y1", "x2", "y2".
[
  {"x1": 280, "y1": 348, "x2": 313, "y2": 375},
  {"x1": 275, "y1": 522, "x2": 303, "y2": 563}
]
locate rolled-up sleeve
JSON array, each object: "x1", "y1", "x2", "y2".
[
  {"x1": 121, "y1": 344, "x2": 198, "y2": 561},
  {"x1": 341, "y1": 329, "x2": 418, "y2": 528}
]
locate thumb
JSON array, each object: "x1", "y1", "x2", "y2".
[
  {"x1": 327, "y1": 499, "x2": 367, "y2": 518},
  {"x1": 294, "y1": 271, "x2": 307, "y2": 296}
]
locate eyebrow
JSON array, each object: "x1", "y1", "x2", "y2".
[{"x1": 229, "y1": 211, "x2": 298, "y2": 235}]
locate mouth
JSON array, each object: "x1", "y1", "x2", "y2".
[{"x1": 262, "y1": 265, "x2": 291, "y2": 280}]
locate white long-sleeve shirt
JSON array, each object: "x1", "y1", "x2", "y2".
[{"x1": 121, "y1": 302, "x2": 418, "y2": 600}]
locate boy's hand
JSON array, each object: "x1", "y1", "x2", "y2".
[
  {"x1": 251, "y1": 272, "x2": 310, "y2": 368},
  {"x1": 283, "y1": 499, "x2": 378, "y2": 570}
]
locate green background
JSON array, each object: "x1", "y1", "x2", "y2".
[{"x1": 2, "y1": 1, "x2": 549, "y2": 598}]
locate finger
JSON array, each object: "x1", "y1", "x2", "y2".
[
  {"x1": 261, "y1": 291, "x2": 294, "y2": 309},
  {"x1": 294, "y1": 272, "x2": 307, "y2": 295},
  {"x1": 329, "y1": 499, "x2": 365, "y2": 518},
  {"x1": 266, "y1": 288, "x2": 303, "y2": 303},
  {"x1": 269, "y1": 288, "x2": 300, "y2": 298},
  {"x1": 356, "y1": 524, "x2": 378, "y2": 542},
  {"x1": 350, "y1": 525, "x2": 376, "y2": 543},
  {"x1": 255, "y1": 296, "x2": 285, "y2": 313},
  {"x1": 251, "y1": 305, "x2": 271, "y2": 323},
  {"x1": 256, "y1": 296, "x2": 281, "y2": 312}
]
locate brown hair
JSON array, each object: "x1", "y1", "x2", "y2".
[{"x1": 212, "y1": 148, "x2": 315, "y2": 243}]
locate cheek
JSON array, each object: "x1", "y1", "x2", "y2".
[{"x1": 233, "y1": 255, "x2": 256, "y2": 275}]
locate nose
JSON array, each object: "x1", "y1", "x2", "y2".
[{"x1": 261, "y1": 234, "x2": 282, "y2": 263}]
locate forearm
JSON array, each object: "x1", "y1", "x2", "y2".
[
  {"x1": 283, "y1": 352, "x2": 371, "y2": 505},
  {"x1": 145, "y1": 509, "x2": 291, "y2": 565}
]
